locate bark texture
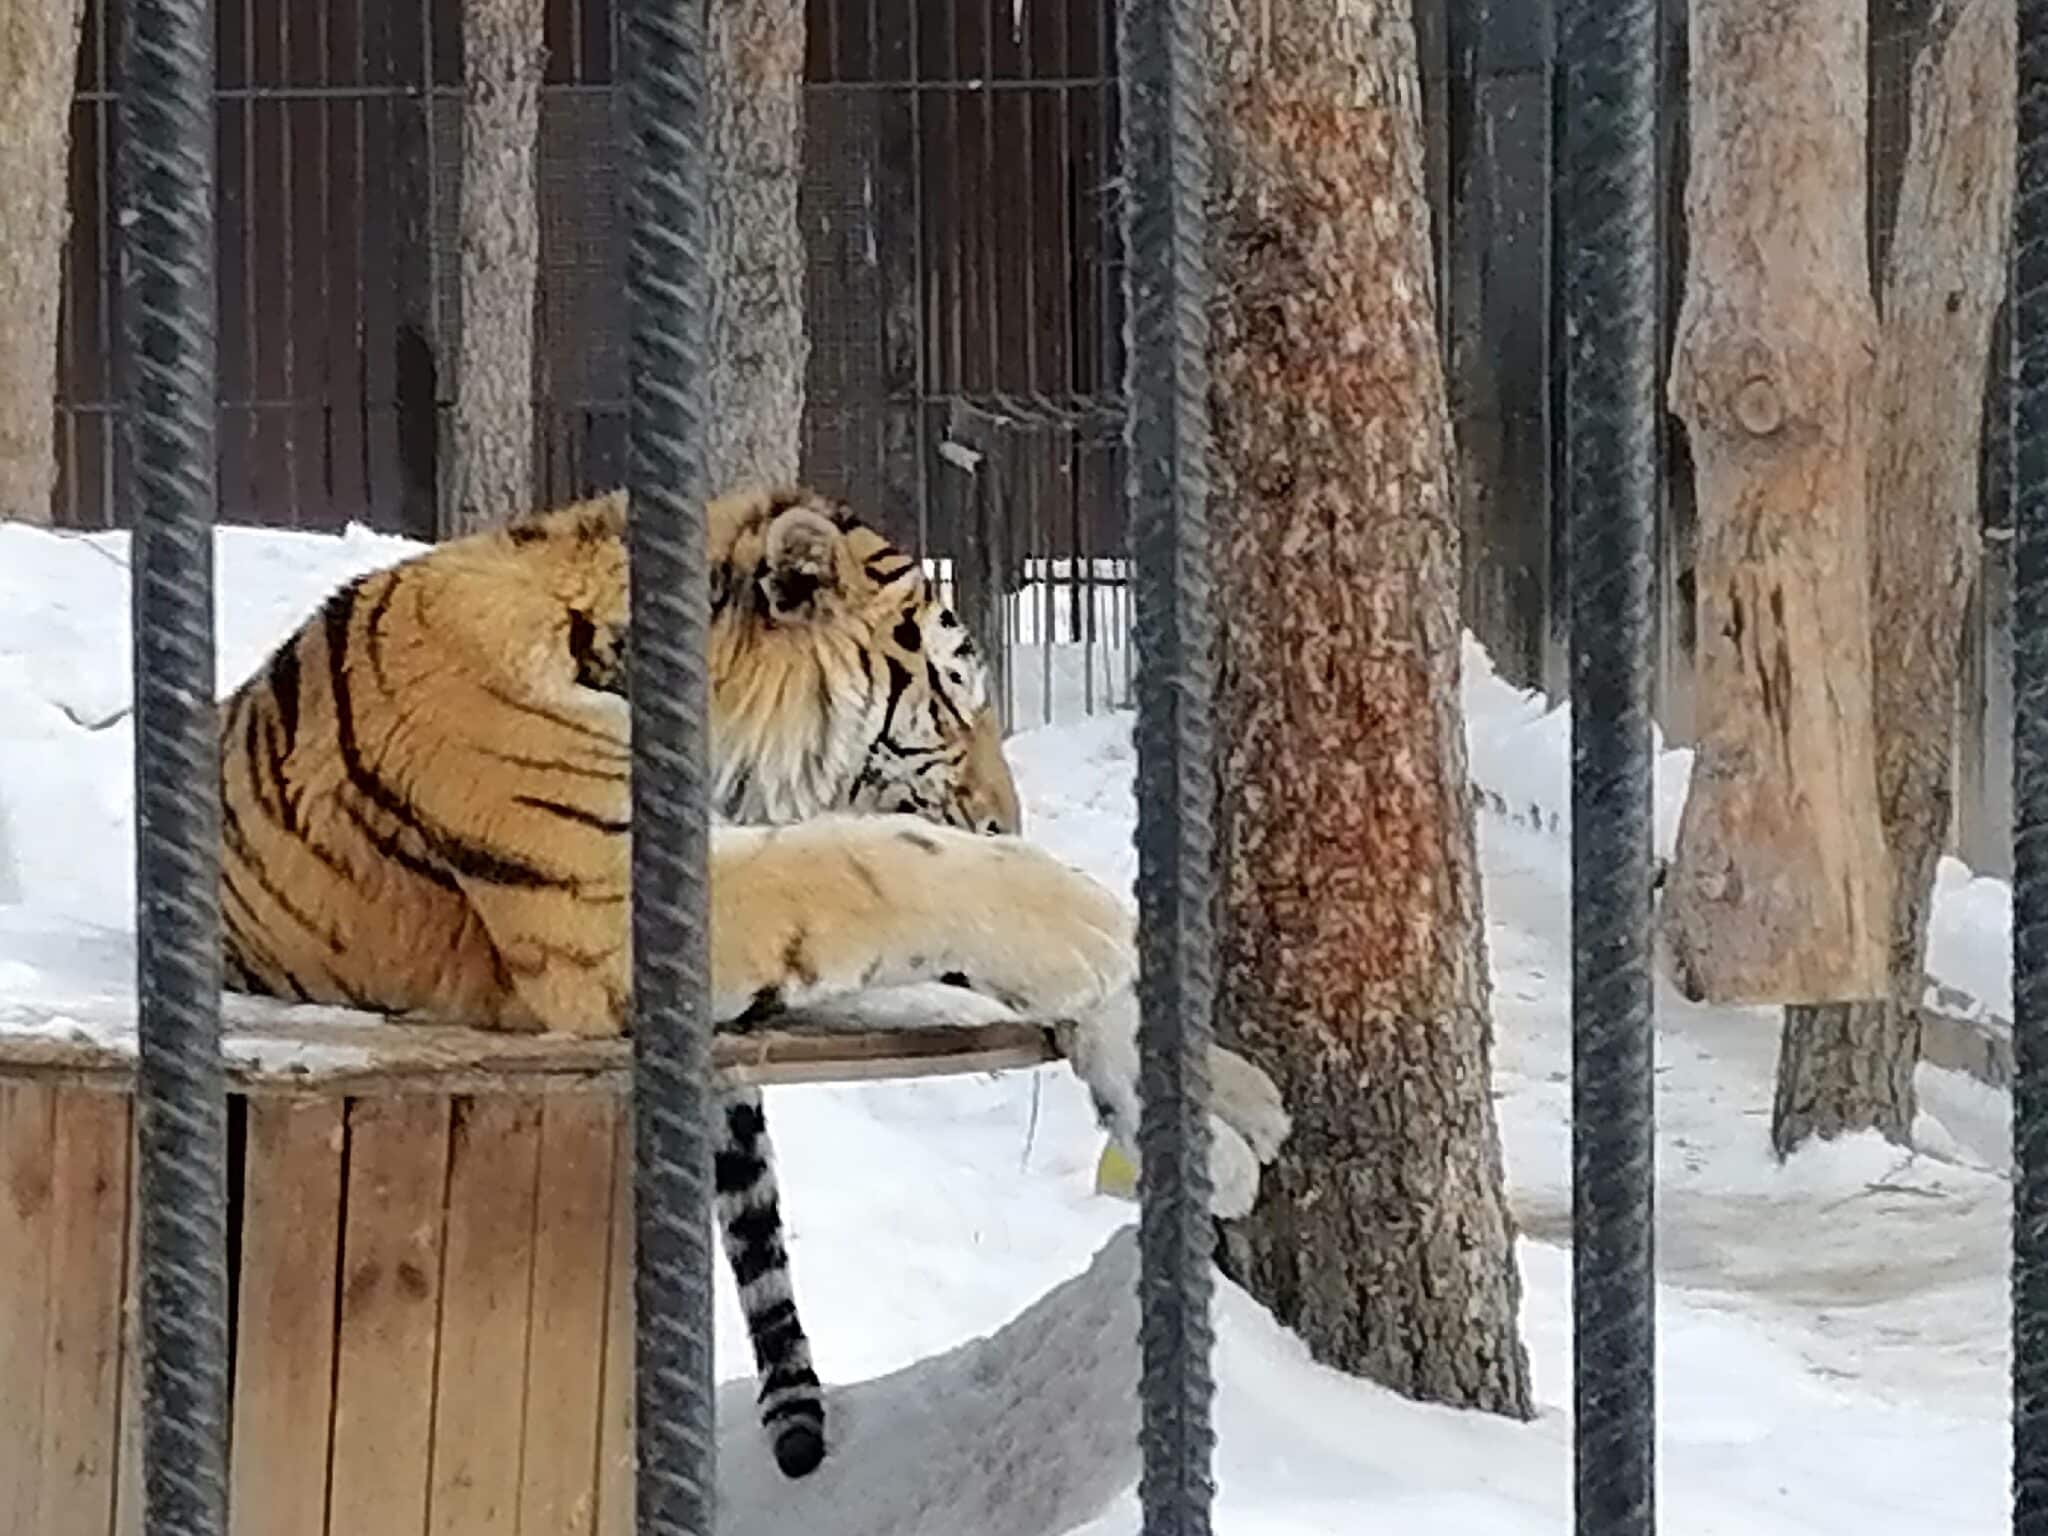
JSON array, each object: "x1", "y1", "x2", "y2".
[
  {"x1": 704, "y1": 0, "x2": 807, "y2": 490},
  {"x1": 1663, "y1": 0, "x2": 1892, "y2": 1007},
  {"x1": 451, "y1": 0, "x2": 546, "y2": 534},
  {"x1": 0, "y1": 0, "x2": 85, "y2": 525},
  {"x1": 1773, "y1": 0, "x2": 2014, "y2": 1154},
  {"x1": 1208, "y1": 0, "x2": 1532, "y2": 1416}
]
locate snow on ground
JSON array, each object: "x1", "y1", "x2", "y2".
[{"x1": 0, "y1": 520, "x2": 2020, "y2": 1532}]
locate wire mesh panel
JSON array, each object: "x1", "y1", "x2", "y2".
[
  {"x1": 1557, "y1": 0, "x2": 1661, "y2": 1527},
  {"x1": 118, "y1": 0, "x2": 231, "y2": 1531}
]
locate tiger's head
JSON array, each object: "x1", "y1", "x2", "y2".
[
  {"x1": 704, "y1": 485, "x2": 1021, "y2": 835},
  {"x1": 485, "y1": 484, "x2": 1021, "y2": 836}
]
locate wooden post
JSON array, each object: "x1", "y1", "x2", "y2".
[{"x1": 1662, "y1": 0, "x2": 1891, "y2": 1006}]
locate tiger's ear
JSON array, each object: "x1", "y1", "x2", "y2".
[{"x1": 760, "y1": 500, "x2": 846, "y2": 620}]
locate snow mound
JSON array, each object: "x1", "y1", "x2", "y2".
[{"x1": 720, "y1": 1226, "x2": 1143, "y2": 1536}]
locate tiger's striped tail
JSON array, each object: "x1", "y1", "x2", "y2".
[{"x1": 714, "y1": 1087, "x2": 826, "y2": 1477}]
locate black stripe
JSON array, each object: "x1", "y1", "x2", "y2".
[
  {"x1": 862, "y1": 557, "x2": 917, "y2": 588},
  {"x1": 499, "y1": 934, "x2": 622, "y2": 973},
  {"x1": 476, "y1": 746, "x2": 627, "y2": 784},
  {"x1": 222, "y1": 952, "x2": 257, "y2": 993},
  {"x1": 927, "y1": 660, "x2": 971, "y2": 731},
  {"x1": 725, "y1": 1216, "x2": 787, "y2": 1289},
  {"x1": 323, "y1": 595, "x2": 583, "y2": 892},
  {"x1": 262, "y1": 710, "x2": 299, "y2": 834},
  {"x1": 761, "y1": 1379, "x2": 823, "y2": 1418},
  {"x1": 221, "y1": 798, "x2": 349, "y2": 957},
  {"x1": 727, "y1": 1203, "x2": 784, "y2": 1250},
  {"x1": 716, "y1": 1149, "x2": 768, "y2": 1195},
  {"x1": 238, "y1": 694, "x2": 275, "y2": 821},
  {"x1": 358, "y1": 575, "x2": 399, "y2": 693},
  {"x1": 732, "y1": 985, "x2": 784, "y2": 1028},
  {"x1": 762, "y1": 1361, "x2": 821, "y2": 1394},
  {"x1": 217, "y1": 880, "x2": 312, "y2": 1002},
  {"x1": 266, "y1": 636, "x2": 302, "y2": 755},
  {"x1": 879, "y1": 656, "x2": 914, "y2": 740},
  {"x1": 479, "y1": 680, "x2": 627, "y2": 752},
  {"x1": 749, "y1": 1297, "x2": 801, "y2": 1336},
  {"x1": 725, "y1": 1099, "x2": 767, "y2": 1144},
  {"x1": 225, "y1": 700, "x2": 355, "y2": 879},
  {"x1": 750, "y1": 1304, "x2": 808, "y2": 1366},
  {"x1": 511, "y1": 793, "x2": 630, "y2": 835},
  {"x1": 336, "y1": 794, "x2": 464, "y2": 894}
]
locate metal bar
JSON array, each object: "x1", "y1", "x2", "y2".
[
  {"x1": 621, "y1": 0, "x2": 716, "y2": 1531},
  {"x1": 1558, "y1": 0, "x2": 1660, "y2": 1523},
  {"x1": 1115, "y1": 0, "x2": 1216, "y2": 1529},
  {"x1": 2014, "y1": 0, "x2": 2048, "y2": 1514},
  {"x1": 119, "y1": 0, "x2": 228, "y2": 1527}
]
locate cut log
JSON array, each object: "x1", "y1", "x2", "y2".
[{"x1": 1662, "y1": 0, "x2": 1892, "y2": 1006}]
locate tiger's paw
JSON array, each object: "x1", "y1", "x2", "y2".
[
  {"x1": 924, "y1": 836, "x2": 1136, "y2": 1019},
  {"x1": 1054, "y1": 991, "x2": 1293, "y2": 1221}
]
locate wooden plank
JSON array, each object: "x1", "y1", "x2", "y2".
[
  {"x1": 228, "y1": 1098, "x2": 346, "y2": 1536},
  {"x1": 516, "y1": 1098, "x2": 618, "y2": 1536},
  {"x1": 0, "y1": 991, "x2": 1059, "y2": 1097},
  {"x1": 0, "y1": 1085, "x2": 57, "y2": 1536},
  {"x1": 425, "y1": 1097, "x2": 544, "y2": 1536},
  {"x1": 326, "y1": 1096, "x2": 454, "y2": 1536},
  {"x1": 110, "y1": 1141, "x2": 141, "y2": 1536},
  {"x1": 592, "y1": 1113, "x2": 633, "y2": 1536},
  {"x1": 37, "y1": 1090, "x2": 130, "y2": 1536}
]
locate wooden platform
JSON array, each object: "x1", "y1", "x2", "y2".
[
  {"x1": 0, "y1": 985, "x2": 1060, "y2": 1095},
  {"x1": 0, "y1": 986, "x2": 1061, "y2": 1536}
]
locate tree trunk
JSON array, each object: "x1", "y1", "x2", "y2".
[
  {"x1": 450, "y1": 0, "x2": 546, "y2": 534},
  {"x1": 1207, "y1": 0, "x2": 1532, "y2": 1417},
  {"x1": 1662, "y1": 0, "x2": 1892, "y2": 1008},
  {"x1": 0, "y1": 0, "x2": 85, "y2": 525},
  {"x1": 1773, "y1": 0, "x2": 2013, "y2": 1155},
  {"x1": 703, "y1": 0, "x2": 807, "y2": 490}
]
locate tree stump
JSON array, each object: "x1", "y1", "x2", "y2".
[{"x1": 1662, "y1": 0, "x2": 1892, "y2": 1007}]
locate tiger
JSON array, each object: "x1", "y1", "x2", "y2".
[{"x1": 214, "y1": 483, "x2": 1291, "y2": 1480}]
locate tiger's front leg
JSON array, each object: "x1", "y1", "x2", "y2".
[
  {"x1": 709, "y1": 813, "x2": 1136, "y2": 1025},
  {"x1": 461, "y1": 812, "x2": 1136, "y2": 1038}
]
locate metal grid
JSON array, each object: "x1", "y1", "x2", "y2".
[
  {"x1": 93, "y1": 0, "x2": 2048, "y2": 1530},
  {"x1": 54, "y1": 0, "x2": 1134, "y2": 732}
]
